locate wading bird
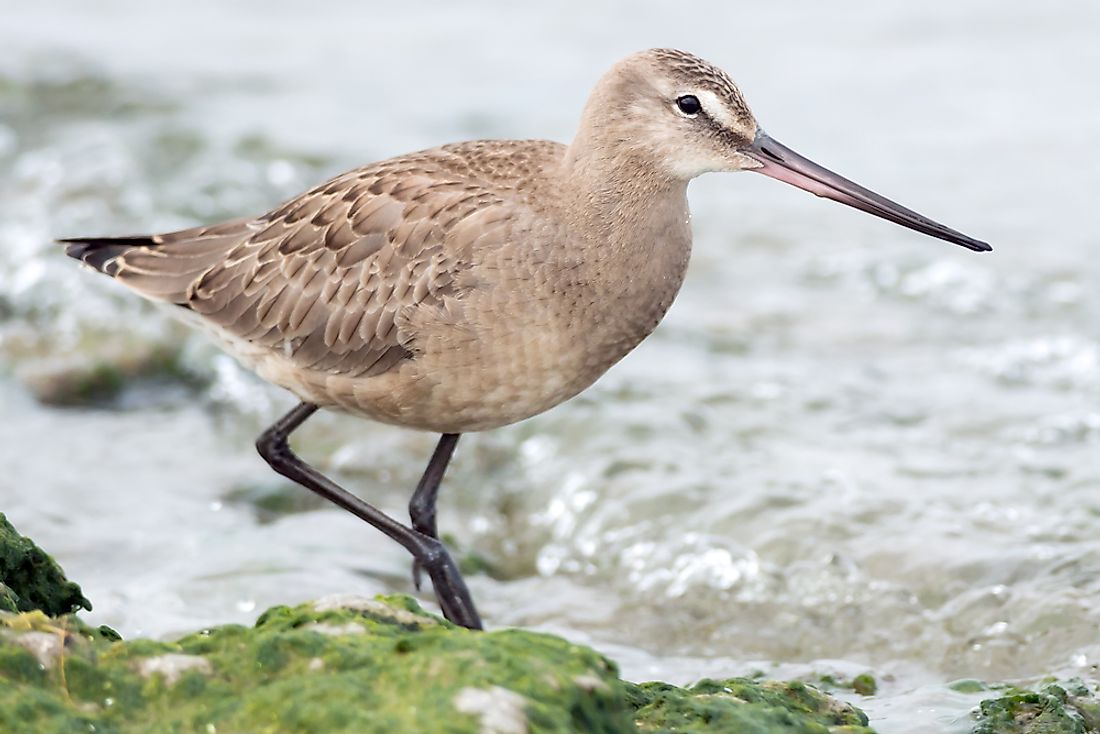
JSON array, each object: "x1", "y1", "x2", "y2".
[{"x1": 61, "y1": 49, "x2": 990, "y2": 630}]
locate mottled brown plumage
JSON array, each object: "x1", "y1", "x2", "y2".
[
  {"x1": 76, "y1": 133, "x2": 691, "y2": 434},
  {"x1": 59, "y1": 49, "x2": 989, "y2": 629}
]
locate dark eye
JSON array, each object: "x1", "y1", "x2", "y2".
[{"x1": 676, "y1": 95, "x2": 701, "y2": 116}]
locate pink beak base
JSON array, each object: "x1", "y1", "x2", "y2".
[{"x1": 745, "y1": 131, "x2": 991, "y2": 252}]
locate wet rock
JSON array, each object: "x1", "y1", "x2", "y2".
[
  {"x1": 817, "y1": 671, "x2": 879, "y2": 698},
  {"x1": 222, "y1": 481, "x2": 328, "y2": 524},
  {"x1": 973, "y1": 679, "x2": 1100, "y2": 734},
  {"x1": 627, "y1": 678, "x2": 873, "y2": 733},
  {"x1": 0, "y1": 512, "x2": 90, "y2": 616},
  {"x1": 0, "y1": 583, "x2": 18, "y2": 613},
  {"x1": 950, "y1": 679, "x2": 989, "y2": 694},
  {"x1": 7, "y1": 629, "x2": 65, "y2": 670},
  {"x1": 852, "y1": 674, "x2": 878, "y2": 697},
  {"x1": 0, "y1": 593, "x2": 876, "y2": 733},
  {"x1": 0, "y1": 514, "x2": 874, "y2": 732},
  {"x1": 137, "y1": 653, "x2": 213, "y2": 685},
  {"x1": 454, "y1": 685, "x2": 529, "y2": 734},
  {"x1": 312, "y1": 592, "x2": 439, "y2": 626},
  {"x1": 9, "y1": 330, "x2": 205, "y2": 407}
]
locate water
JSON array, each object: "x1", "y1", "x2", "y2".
[{"x1": 2, "y1": 2, "x2": 1099, "y2": 731}]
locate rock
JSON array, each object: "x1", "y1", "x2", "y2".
[
  {"x1": 0, "y1": 515, "x2": 875, "y2": 732},
  {"x1": 852, "y1": 674, "x2": 878, "y2": 697},
  {"x1": 8, "y1": 630, "x2": 66, "y2": 670},
  {"x1": 816, "y1": 671, "x2": 879, "y2": 698},
  {"x1": 973, "y1": 679, "x2": 1100, "y2": 734},
  {"x1": 0, "y1": 512, "x2": 90, "y2": 616},
  {"x1": 627, "y1": 678, "x2": 873, "y2": 733},
  {"x1": 0, "y1": 594, "x2": 875, "y2": 733},
  {"x1": 2, "y1": 318, "x2": 208, "y2": 408},
  {"x1": 0, "y1": 583, "x2": 19, "y2": 613},
  {"x1": 14, "y1": 339, "x2": 201, "y2": 407},
  {"x1": 137, "y1": 653, "x2": 214, "y2": 686},
  {"x1": 454, "y1": 685, "x2": 529, "y2": 734},
  {"x1": 312, "y1": 592, "x2": 437, "y2": 626}
]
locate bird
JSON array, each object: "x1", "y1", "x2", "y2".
[{"x1": 60, "y1": 48, "x2": 990, "y2": 631}]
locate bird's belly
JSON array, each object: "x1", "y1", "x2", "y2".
[
  {"x1": 331, "y1": 321, "x2": 620, "y2": 433},
  {"x1": 171, "y1": 303, "x2": 600, "y2": 434}
]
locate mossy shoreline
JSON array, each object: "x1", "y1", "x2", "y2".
[
  {"x1": 0, "y1": 512, "x2": 875, "y2": 733},
  {"x1": 5, "y1": 511, "x2": 1098, "y2": 733},
  {"x1": 0, "y1": 595, "x2": 876, "y2": 734}
]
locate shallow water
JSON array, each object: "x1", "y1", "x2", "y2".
[{"x1": 2, "y1": 1, "x2": 1100, "y2": 731}]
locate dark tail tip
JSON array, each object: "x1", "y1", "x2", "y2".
[{"x1": 58, "y1": 236, "x2": 155, "y2": 276}]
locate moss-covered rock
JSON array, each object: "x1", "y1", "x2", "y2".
[
  {"x1": 629, "y1": 678, "x2": 873, "y2": 733},
  {"x1": 815, "y1": 672, "x2": 878, "y2": 698},
  {"x1": 0, "y1": 582, "x2": 20, "y2": 613},
  {"x1": 9, "y1": 332, "x2": 204, "y2": 407},
  {"x1": 0, "y1": 513, "x2": 90, "y2": 616},
  {"x1": 0, "y1": 514, "x2": 874, "y2": 732},
  {"x1": 973, "y1": 679, "x2": 1100, "y2": 734},
  {"x1": 0, "y1": 594, "x2": 874, "y2": 733}
]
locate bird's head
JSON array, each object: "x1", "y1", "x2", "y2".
[{"x1": 576, "y1": 48, "x2": 990, "y2": 252}]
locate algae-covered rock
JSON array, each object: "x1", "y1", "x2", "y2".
[
  {"x1": 0, "y1": 513, "x2": 874, "y2": 732},
  {"x1": 973, "y1": 679, "x2": 1100, "y2": 734},
  {"x1": 816, "y1": 671, "x2": 878, "y2": 698},
  {"x1": 0, "y1": 594, "x2": 628, "y2": 733},
  {"x1": 629, "y1": 678, "x2": 873, "y2": 733},
  {"x1": 0, "y1": 583, "x2": 19, "y2": 613},
  {"x1": 10, "y1": 332, "x2": 204, "y2": 407},
  {"x1": 0, "y1": 594, "x2": 875, "y2": 734},
  {"x1": 0, "y1": 513, "x2": 90, "y2": 616}
]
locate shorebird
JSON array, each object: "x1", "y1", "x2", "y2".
[{"x1": 60, "y1": 49, "x2": 989, "y2": 630}]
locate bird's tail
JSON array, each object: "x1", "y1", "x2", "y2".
[
  {"x1": 57, "y1": 217, "x2": 254, "y2": 303},
  {"x1": 58, "y1": 235, "x2": 158, "y2": 277}
]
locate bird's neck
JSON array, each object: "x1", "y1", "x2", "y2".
[
  {"x1": 559, "y1": 129, "x2": 690, "y2": 251},
  {"x1": 556, "y1": 128, "x2": 694, "y2": 357}
]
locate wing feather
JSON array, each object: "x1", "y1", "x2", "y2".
[{"x1": 103, "y1": 149, "x2": 529, "y2": 378}]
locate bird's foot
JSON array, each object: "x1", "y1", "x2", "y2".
[{"x1": 415, "y1": 537, "x2": 482, "y2": 630}]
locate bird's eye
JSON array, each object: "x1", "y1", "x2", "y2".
[{"x1": 676, "y1": 95, "x2": 701, "y2": 116}]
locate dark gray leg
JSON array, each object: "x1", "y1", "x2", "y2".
[
  {"x1": 255, "y1": 403, "x2": 482, "y2": 630},
  {"x1": 408, "y1": 433, "x2": 460, "y2": 589}
]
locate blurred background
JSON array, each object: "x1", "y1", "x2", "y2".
[{"x1": 2, "y1": 1, "x2": 1099, "y2": 731}]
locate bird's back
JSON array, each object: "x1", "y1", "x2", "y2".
[{"x1": 66, "y1": 141, "x2": 561, "y2": 364}]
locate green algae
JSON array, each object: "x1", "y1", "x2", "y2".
[
  {"x1": 816, "y1": 672, "x2": 878, "y2": 698},
  {"x1": 951, "y1": 679, "x2": 990, "y2": 694},
  {"x1": 0, "y1": 594, "x2": 878, "y2": 734},
  {"x1": 0, "y1": 583, "x2": 19, "y2": 613},
  {"x1": 973, "y1": 679, "x2": 1100, "y2": 734},
  {"x1": 0, "y1": 513, "x2": 90, "y2": 616},
  {"x1": 0, "y1": 515, "x2": 876, "y2": 732},
  {"x1": 851, "y1": 674, "x2": 877, "y2": 697},
  {"x1": 0, "y1": 596, "x2": 631, "y2": 733},
  {"x1": 628, "y1": 678, "x2": 873, "y2": 733}
]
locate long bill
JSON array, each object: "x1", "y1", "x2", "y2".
[{"x1": 744, "y1": 131, "x2": 991, "y2": 252}]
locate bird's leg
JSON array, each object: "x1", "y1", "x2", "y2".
[
  {"x1": 408, "y1": 433, "x2": 460, "y2": 590},
  {"x1": 256, "y1": 403, "x2": 482, "y2": 630}
]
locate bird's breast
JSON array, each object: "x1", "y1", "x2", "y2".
[{"x1": 583, "y1": 225, "x2": 694, "y2": 367}]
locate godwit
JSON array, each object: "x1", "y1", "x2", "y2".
[{"x1": 60, "y1": 49, "x2": 989, "y2": 630}]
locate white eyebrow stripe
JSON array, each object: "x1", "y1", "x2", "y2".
[{"x1": 694, "y1": 89, "x2": 734, "y2": 127}]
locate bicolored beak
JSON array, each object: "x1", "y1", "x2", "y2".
[{"x1": 744, "y1": 131, "x2": 991, "y2": 252}]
